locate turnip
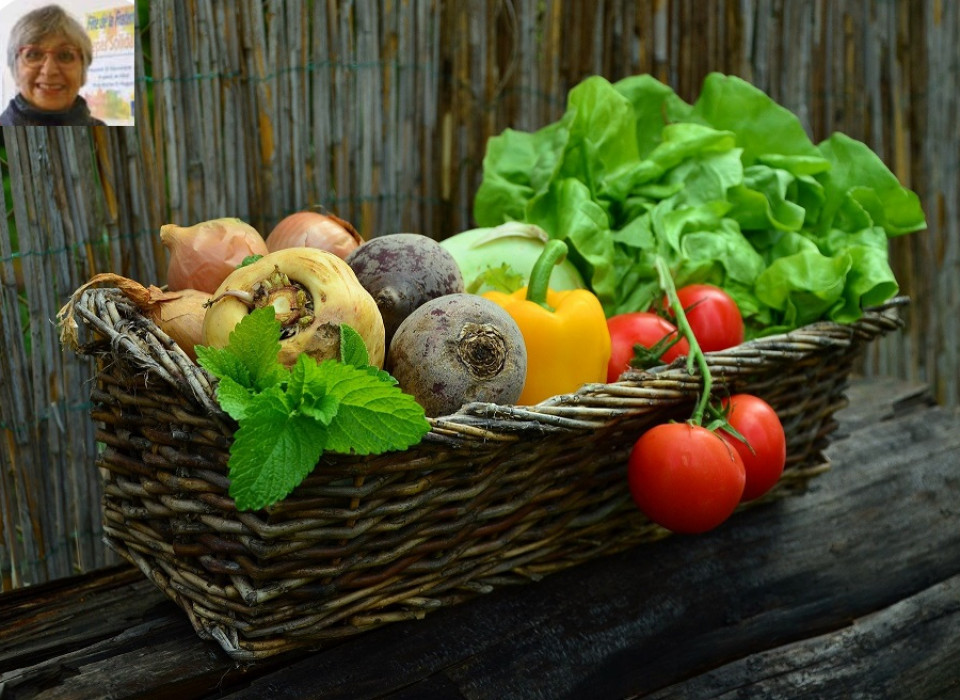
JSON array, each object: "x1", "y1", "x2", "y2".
[
  {"x1": 202, "y1": 248, "x2": 385, "y2": 368},
  {"x1": 387, "y1": 293, "x2": 527, "y2": 417},
  {"x1": 346, "y1": 233, "x2": 464, "y2": 347}
]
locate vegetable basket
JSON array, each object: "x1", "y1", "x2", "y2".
[{"x1": 67, "y1": 286, "x2": 905, "y2": 660}]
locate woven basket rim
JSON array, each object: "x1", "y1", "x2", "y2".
[{"x1": 66, "y1": 287, "x2": 907, "y2": 443}]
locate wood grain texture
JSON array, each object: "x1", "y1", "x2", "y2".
[{"x1": 0, "y1": 377, "x2": 958, "y2": 698}]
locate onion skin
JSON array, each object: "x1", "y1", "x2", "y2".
[
  {"x1": 57, "y1": 273, "x2": 208, "y2": 361},
  {"x1": 154, "y1": 289, "x2": 208, "y2": 361},
  {"x1": 202, "y1": 248, "x2": 385, "y2": 368},
  {"x1": 265, "y1": 211, "x2": 364, "y2": 259},
  {"x1": 161, "y1": 218, "x2": 269, "y2": 294}
]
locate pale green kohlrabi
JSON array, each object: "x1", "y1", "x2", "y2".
[{"x1": 440, "y1": 221, "x2": 586, "y2": 294}]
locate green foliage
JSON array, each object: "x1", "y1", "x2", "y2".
[
  {"x1": 473, "y1": 72, "x2": 927, "y2": 336},
  {"x1": 195, "y1": 308, "x2": 430, "y2": 511}
]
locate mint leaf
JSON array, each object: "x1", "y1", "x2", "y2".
[
  {"x1": 336, "y1": 324, "x2": 399, "y2": 385},
  {"x1": 316, "y1": 361, "x2": 431, "y2": 454},
  {"x1": 226, "y1": 386, "x2": 329, "y2": 511},
  {"x1": 195, "y1": 344, "x2": 252, "y2": 388},
  {"x1": 215, "y1": 375, "x2": 258, "y2": 421},
  {"x1": 301, "y1": 393, "x2": 340, "y2": 424},
  {"x1": 288, "y1": 354, "x2": 340, "y2": 425},
  {"x1": 227, "y1": 308, "x2": 289, "y2": 390},
  {"x1": 339, "y1": 324, "x2": 369, "y2": 367},
  {"x1": 200, "y1": 306, "x2": 430, "y2": 511},
  {"x1": 197, "y1": 307, "x2": 287, "y2": 391}
]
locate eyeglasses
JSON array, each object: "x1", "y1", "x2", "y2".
[{"x1": 17, "y1": 45, "x2": 82, "y2": 68}]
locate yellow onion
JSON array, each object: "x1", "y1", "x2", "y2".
[
  {"x1": 57, "y1": 273, "x2": 208, "y2": 360},
  {"x1": 152, "y1": 289, "x2": 209, "y2": 361},
  {"x1": 160, "y1": 218, "x2": 269, "y2": 294},
  {"x1": 202, "y1": 248, "x2": 385, "y2": 368},
  {"x1": 265, "y1": 211, "x2": 363, "y2": 259}
]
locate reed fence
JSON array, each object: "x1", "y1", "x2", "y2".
[{"x1": 1, "y1": 0, "x2": 956, "y2": 590}]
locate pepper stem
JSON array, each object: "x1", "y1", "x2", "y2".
[
  {"x1": 526, "y1": 239, "x2": 569, "y2": 311},
  {"x1": 654, "y1": 257, "x2": 712, "y2": 426}
]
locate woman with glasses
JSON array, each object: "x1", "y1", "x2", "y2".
[{"x1": 1, "y1": 4, "x2": 106, "y2": 126}]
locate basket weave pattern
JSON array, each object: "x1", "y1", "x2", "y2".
[{"x1": 73, "y1": 287, "x2": 904, "y2": 659}]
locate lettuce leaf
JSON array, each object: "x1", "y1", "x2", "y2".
[{"x1": 472, "y1": 71, "x2": 926, "y2": 334}]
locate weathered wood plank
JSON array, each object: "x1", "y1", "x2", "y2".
[
  {"x1": 829, "y1": 373, "x2": 936, "y2": 435},
  {"x1": 0, "y1": 567, "x2": 299, "y2": 699},
  {"x1": 0, "y1": 567, "x2": 160, "y2": 668},
  {"x1": 0, "y1": 377, "x2": 957, "y2": 698},
  {"x1": 646, "y1": 573, "x2": 960, "y2": 698}
]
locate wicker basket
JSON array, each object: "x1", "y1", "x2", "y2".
[{"x1": 67, "y1": 286, "x2": 905, "y2": 660}]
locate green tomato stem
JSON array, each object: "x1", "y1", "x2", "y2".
[
  {"x1": 526, "y1": 239, "x2": 569, "y2": 310},
  {"x1": 654, "y1": 257, "x2": 712, "y2": 426}
]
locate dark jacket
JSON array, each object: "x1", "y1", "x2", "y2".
[{"x1": 0, "y1": 93, "x2": 107, "y2": 126}]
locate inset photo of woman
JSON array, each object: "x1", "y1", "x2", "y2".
[{"x1": 0, "y1": 0, "x2": 134, "y2": 126}]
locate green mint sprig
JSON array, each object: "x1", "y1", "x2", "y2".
[{"x1": 195, "y1": 307, "x2": 430, "y2": 511}]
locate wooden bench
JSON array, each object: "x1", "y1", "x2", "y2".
[{"x1": 2, "y1": 376, "x2": 959, "y2": 698}]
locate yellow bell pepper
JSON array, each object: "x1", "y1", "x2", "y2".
[{"x1": 483, "y1": 240, "x2": 611, "y2": 405}]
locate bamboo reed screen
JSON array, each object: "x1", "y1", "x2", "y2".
[{"x1": 1, "y1": 0, "x2": 956, "y2": 589}]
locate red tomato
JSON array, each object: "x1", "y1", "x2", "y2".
[
  {"x1": 663, "y1": 284, "x2": 744, "y2": 352},
  {"x1": 627, "y1": 423, "x2": 745, "y2": 534},
  {"x1": 718, "y1": 394, "x2": 787, "y2": 501},
  {"x1": 606, "y1": 312, "x2": 690, "y2": 382}
]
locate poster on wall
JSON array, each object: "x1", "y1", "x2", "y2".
[{"x1": 81, "y1": 5, "x2": 135, "y2": 126}]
